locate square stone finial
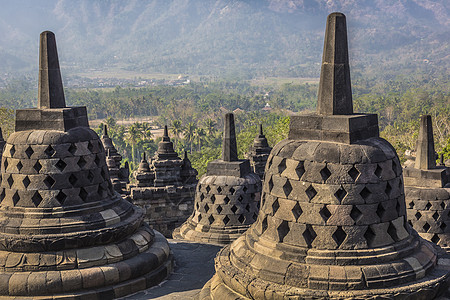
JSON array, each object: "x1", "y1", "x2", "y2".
[
  {"x1": 288, "y1": 12, "x2": 379, "y2": 144},
  {"x1": 222, "y1": 113, "x2": 238, "y2": 162},
  {"x1": 415, "y1": 115, "x2": 436, "y2": 170},
  {"x1": 15, "y1": 31, "x2": 89, "y2": 132}
]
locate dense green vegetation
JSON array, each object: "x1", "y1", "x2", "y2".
[{"x1": 0, "y1": 75, "x2": 448, "y2": 176}]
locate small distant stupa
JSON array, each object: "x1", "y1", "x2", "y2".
[{"x1": 245, "y1": 124, "x2": 272, "y2": 180}]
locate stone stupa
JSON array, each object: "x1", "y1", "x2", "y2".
[
  {"x1": 405, "y1": 115, "x2": 450, "y2": 250},
  {"x1": 173, "y1": 113, "x2": 262, "y2": 245},
  {"x1": 199, "y1": 13, "x2": 450, "y2": 299},
  {"x1": 101, "y1": 124, "x2": 129, "y2": 194},
  {"x1": 0, "y1": 31, "x2": 173, "y2": 298},
  {"x1": 128, "y1": 125, "x2": 198, "y2": 237},
  {"x1": 246, "y1": 124, "x2": 272, "y2": 180}
]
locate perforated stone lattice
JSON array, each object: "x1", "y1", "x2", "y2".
[{"x1": 0, "y1": 139, "x2": 113, "y2": 208}]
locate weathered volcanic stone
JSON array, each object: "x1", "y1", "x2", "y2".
[
  {"x1": 0, "y1": 31, "x2": 173, "y2": 298},
  {"x1": 101, "y1": 124, "x2": 129, "y2": 194},
  {"x1": 246, "y1": 124, "x2": 271, "y2": 180},
  {"x1": 405, "y1": 115, "x2": 450, "y2": 251},
  {"x1": 199, "y1": 13, "x2": 450, "y2": 299},
  {"x1": 173, "y1": 113, "x2": 262, "y2": 245},
  {"x1": 128, "y1": 126, "x2": 198, "y2": 237},
  {"x1": 0, "y1": 128, "x2": 5, "y2": 158}
]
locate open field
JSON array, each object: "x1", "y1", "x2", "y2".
[{"x1": 249, "y1": 77, "x2": 319, "y2": 86}]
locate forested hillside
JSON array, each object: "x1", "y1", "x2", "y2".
[{"x1": 0, "y1": 0, "x2": 448, "y2": 79}]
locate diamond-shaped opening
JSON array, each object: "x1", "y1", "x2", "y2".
[
  {"x1": 408, "y1": 201, "x2": 415, "y2": 209},
  {"x1": 441, "y1": 202, "x2": 446, "y2": 210},
  {"x1": 94, "y1": 155, "x2": 101, "y2": 166},
  {"x1": 292, "y1": 202, "x2": 303, "y2": 221},
  {"x1": 350, "y1": 206, "x2": 362, "y2": 223},
  {"x1": 334, "y1": 186, "x2": 347, "y2": 202},
  {"x1": 320, "y1": 165, "x2": 332, "y2": 182},
  {"x1": 229, "y1": 187, "x2": 235, "y2": 194},
  {"x1": 69, "y1": 174, "x2": 78, "y2": 186},
  {"x1": 43, "y1": 175, "x2": 55, "y2": 188},
  {"x1": 303, "y1": 224, "x2": 317, "y2": 248},
  {"x1": 408, "y1": 220, "x2": 413, "y2": 227},
  {"x1": 198, "y1": 214, "x2": 202, "y2": 222},
  {"x1": 44, "y1": 145, "x2": 55, "y2": 157},
  {"x1": 245, "y1": 203, "x2": 251, "y2": 211},
  {"x1": 388, "y1": 222, "x2": 400, "y2": 241},
  {"x1": 208, "y1": 215, "x2": 215, "y2": 225},
  {"x1": 87, "y1": 171, "x2": 94, "y2": 182},
  {"x1": 272, "y1": 199, "x2": 280, "y2": 214},
  {"x1": 261, "y1": 216, "x2": 268, "y2": 233},
  {"x1": 348, "y1": 166, "x2": 360, "y2": 181},
  {"x1": 376, "y1": 202, "x2": 385, "y2": 219},
  {"x1": 211, "y1": 194, "x2": 216, "y2": 204},
  {"x1": 68, "y1": 143, "x2": 77, "y2": 155},
  {"x1": 433, "y1": 212, "x2": 440, "y2": 221},
  {"x1": 200, "y1": 193, "x2": 205, "y2": 201},
  {"x1": 196, "y1": 202, "x2": 200, "y2": 210},
  {"x1": 217, "y1": 186, "x2": 222, "y2": 193},
  {"x1": 224, "y1": 196, "x2": 230, "y2": 205},
  {"x1": 360, "y1": 187, "x2": 371, "y2": 201},
  {"x1": 16, "y1": 161, "x2": 23, "y2": 171},
  {"x1": 252, "y1": 212, "x2": 258, "y2": 221},
  {"x1": 88, "y1": 141, "x2": 94, "y2": 152},
  {"x1": 277, "y1": 220, "x2": 290, "y2": 242},
  {"x1": 441, "y1": 222, "x2": 447, "y2": 231},
  {"x1": 206, "y1": 185, "x2": 211, "y2": 193},
  {"x1": 332, "y1": 226, "x2": 347, "y2": 247},
  {"x1": 3, "y1": 159, "x2": 8, "y2": 170},
  {"x1": 217, "y1": 205, "x2": 223, "y2": 214},
  {"x1": 25, "y1": 146, "x2": 34, "y2": 158},
  {"x1": 425, "y1": 202, "x2": 432, "y2": 210},
  {"x1": 268, "y1": 177, "x2": 274, "y2": 191},
  {"x1": 283, "y1": 180, "x2": 293, "y2": 197},
  {"x1": 56, "y1": 191, "x2": 67, "y2": 204},
  {"x1": 278, "y1": 158, "x2": 287, "y2": 173},
  {"x1": 7, "y1": 175, "x2": 13, "y2": 188},
  {"x1": 431, "y1": 234, "x2": 440, "y2": 244},
  {"x1": 251, "y1": 193, "x2": 256, "y2": 201},
  {"x1": 374, "y1": 164, "x2": 382, "y2": 178},
  {"x1": 9, "y1": 145, "x2": 15, "y2": 156},
  {"x1": 79, "y1": 188, "x2": 88, "y2": 201},
  {"x1": 295, "y1": 161, "x2": 305, "y2": 179},
  {"x1": 319, "y1": 205, "x2": 331, "y2": 222},
  {"x1": 238, "y1": 215, "x2": 245, "y2": 224},
  {"x1": 22, "y1": 176, "x2": 31, "y2": 188},
  {"x1": 31, "y1": 191, "x2": 42, "y2": 207},
  {"x1": 238, "y1": 195, "x2": 244, "y2": 202},
  {"x1": 77, "y1": 157, "x2": 87, "y2": 169},
  {"x1": 231, "y1": 205, "x2": 238, "y2": 214},
  {"x1": 223, "y1": 215, "x2": 230, "y2": 225},
  {"x1": 243, "y1": 186, "x2": 248, "y2": 193},
  {"x1": 0, "y1": 189, "x2": 5, "y2": 201},
  {"x1": 364, "y1": 226, "x2": 376, "y2": 247},
  {"x1": 423, "y1": 222, "x2": 431, "y2": 232},
  {"x1": 415, "y1": 211, "x2": 422, "y2": 220},
  {"x1": 55, "y1": 159, "x2": 67, "y2": 171},
  {"x1": 12, "y1": 191, "x2": 20, "y2": 205},
  {"x1": 385, "y1": 182, "x2": 392, "y2": 197},
  {"x1": 305, "y1": 185, "x2": 317, "y2": 200},
  {"x1": 204, "y1": 203, "x2": 210, "y2": 213}
]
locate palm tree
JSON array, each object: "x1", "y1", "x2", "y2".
[
  {"x1": 203, "y1": 118, "x2": 216, "y2": 136},
  {"x1": 194, "y1": 127, "x2": 206, "y2": 151},
  {"x1": 140, "y1": 122, "x2": 153, "y2": 140},
  {"x1": 184, "y1": 122, "x2": 197, "y2": 153},
  {"x1": 125, "y1": 123, "x2": 142, "y2": 165}
]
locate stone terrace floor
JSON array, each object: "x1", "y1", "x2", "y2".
[{"x1": 120, "y1": 239, "x2": 221, "y2": 300}]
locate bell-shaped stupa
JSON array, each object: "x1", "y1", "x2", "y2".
[
  {"x1": 101, "y1": 124, "x2": 129, "y2": 194},
  {"x1": 173, "y1": 113, "x2": 262, "y2": 245},
  {"x1": 405, "y1": 115, "x2": 450, "y2": 250},
  {"x1": 246, "y1": 124, "x2": 272, "y2": 180},
  {"x1": 0, "y1": 31, "x2": 173, "y2": 298},
  {"x1": 199, "y1": 13, "x2": 450, "y2": 299}
]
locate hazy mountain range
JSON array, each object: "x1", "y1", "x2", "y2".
[{"x1": 0, "y1": 0, "x2": 448, "y2": 79}]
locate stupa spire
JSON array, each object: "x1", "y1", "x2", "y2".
[
  {"x1": 317, "y1": 12, "x2": 352, "y2": 115},
  {"x1": 163, "y1": 125, "x2": 170, "y2": 141},
  {"x1": 222, "y1": 113, "x2": 238, "y2": 161},
  {"x1": 103, "y1": 124, "x2": 108, "y2": 137},
  {"x1": 38, "y1": 31, "x2": 65, "y2": 109},
  {"x1": 415, "y1": 115, "x2": 436, "y2": 170}
]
